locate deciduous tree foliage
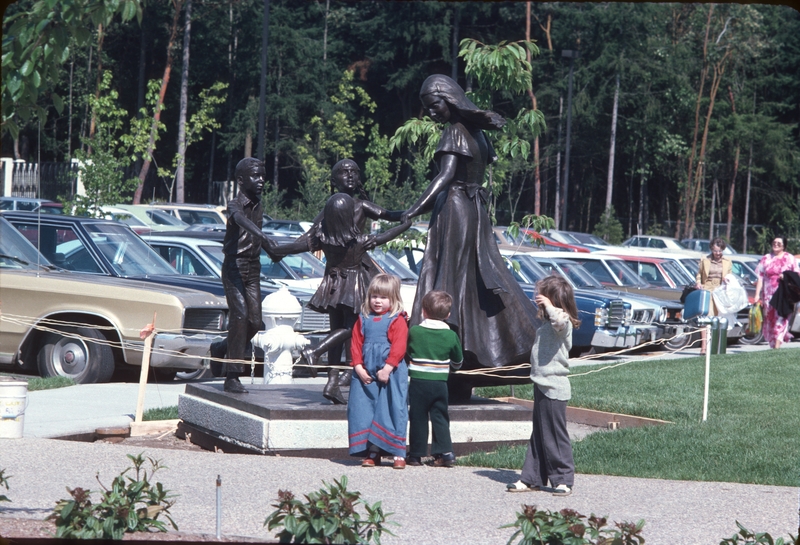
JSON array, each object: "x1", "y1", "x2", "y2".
[{"x1": 3, "y1": 1, "x2": 799, "y2": 250}]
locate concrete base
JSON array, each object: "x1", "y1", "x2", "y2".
[{"x1": 178, "y1": 382, "x2": 543, "y2": 455}]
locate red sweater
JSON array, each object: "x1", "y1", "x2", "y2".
[{"x1": 350, "y1": 312, "x2": 408, "y2": 368}]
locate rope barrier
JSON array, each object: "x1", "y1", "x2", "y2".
[{"x1": 1, "y1": 311, "x2": 710, "y2": 378}]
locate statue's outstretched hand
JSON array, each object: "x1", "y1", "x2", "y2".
[
  {"x1": 400, "y1": 210, "x2": 411, "y2": 225},
  {"x1": 363, "y1": 234, "x2": 378, "y2": 251}
]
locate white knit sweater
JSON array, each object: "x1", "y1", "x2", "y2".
[{"x1": 529, "y1": 303, "x2": 573, "y2": 401}]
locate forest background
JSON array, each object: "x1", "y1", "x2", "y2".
[{"x1": 3, "y1": 0, "x2": 799, "y2": 253}]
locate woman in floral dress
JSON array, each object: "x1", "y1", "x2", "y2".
[{"x1": 754, "y1": 236, "x2": 800, "y2": 349}]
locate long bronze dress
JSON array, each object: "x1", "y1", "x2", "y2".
[{"x1": 410, "y1": 121, "x2": 540, "y2": 371}]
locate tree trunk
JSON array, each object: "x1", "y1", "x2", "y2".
[
  {"x1": 606, "y1": 72, "x2": 620, "y2": 211},
  {"x1": 554, "y1": 96, "x2": 562, "y2": 228},
  {"x1": 725, "y1": 86, "x2": 739, "y2": 243},
  {"x1": 175, "y1": 0, "x2": 192, "y2": 204},
  {"x1": 134, "y1": 0, "x2": 183, "y2": 204},
  {"x1": 526, "y1": 2, "x2": 541, "y2": 216},
  {"x1": 88, "y1": 23, "x2": 105, "y2": 144},
  {"x1": 688, "y1": 55, "x2": 730, "y2": 236},
  {"x1": 679, "y1": 4, "x2": 714, "y2": 239},
  {"x1": 742, "y1": 139, "x2": 753, "y2": 253},
  {"x1": 257, "y1": 0, "x2": 271, "y2": 161}
]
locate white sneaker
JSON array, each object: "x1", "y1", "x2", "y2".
[{"x1": 551, "y1": 484, "x2": 572, "y2": 496}]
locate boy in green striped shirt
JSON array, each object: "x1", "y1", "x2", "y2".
[{"x1": 406, "y1": 291, "x2": 464, "y2": 467}]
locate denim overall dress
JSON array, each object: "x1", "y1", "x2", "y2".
[{"x1": 347, "y1": 312, "x2": 409, "y2": 457}]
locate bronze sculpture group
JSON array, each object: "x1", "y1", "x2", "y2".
[{"x1": 214, "y1": 75, "x2": 539, "y2": 398}]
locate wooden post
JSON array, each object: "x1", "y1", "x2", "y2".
[{"x1": 134, "y1": 313, "x2": 157, "y2": 425}]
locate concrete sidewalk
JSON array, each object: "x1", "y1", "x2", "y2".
[{"x1": 0, "y1": 437, "x2": 796, "y2": 543}]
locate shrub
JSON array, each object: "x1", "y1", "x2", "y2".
[
  {"x1": 48, "y1": 453, "x2": 177, "y2": 540},
  {"x1": 0, "y1": 468, "x2": 10, "y2": 503},
  {"x1": 501, "y1": 505, "x2": 645, "y2": 545},
  {"x1": 719, "y1": 521, "x2": 800, "y2": 545},
  {"x1": 592, "y1": 206, "x2": 625, "y2": 245},
  {"x1": 264, "y1": 475, "x2": 397, "y2": 544}
]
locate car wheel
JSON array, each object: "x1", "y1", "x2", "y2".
[
  {"x1": 665, "y1": 330, "x2": 695, "y2": 351},
  {"x1": 149, "y1": 368, "x2": 178, "y2": 382},
  {"x1": 37, "y1": 327, "x2": 115, "y2": 384},
  {"x1": 736, "y1": 329, "x2": 764, "y2": 345},
  {"x1": 175, "y1": 366, "x2": 215, "y2": 381}
]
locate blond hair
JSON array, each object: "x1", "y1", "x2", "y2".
[{"x1": 362, "y1": 274, "x2": 404, "y2": 315}]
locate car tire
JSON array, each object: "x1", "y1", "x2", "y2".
[
  {"x1": 37, "y1": 327, "x2": 115, "y2": 384},
  {"x1": 665, "y1": 330, "x2": 695, "y2": 351},
  {"x1": 149, "y1": 368, "x2": 178, "y2": 382},
  {"x1": 736, "y1": 329, "x2": 764, "y2": 345},
  {"x1": 175, "y1": 367, "x2": 215, "y2": 381}
]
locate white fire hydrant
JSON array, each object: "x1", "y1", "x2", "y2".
[{"x1": 252, "y1": 287, "x2": 310, "y2": 384}]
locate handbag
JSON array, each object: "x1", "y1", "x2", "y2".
[
  {"x1": 680, "y1": 284, "x2": 698, "y2": 304},
  {"x1": 747, "y1": 302, "x2": 763, "y2": 335}
]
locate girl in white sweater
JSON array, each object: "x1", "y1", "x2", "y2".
[{"x1": 507, "y1": 274, "x2": 581, "y2": 496}]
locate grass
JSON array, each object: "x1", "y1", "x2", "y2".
[
  {"x1": 469, "y1": 350, "x2": 800, "y2": 487},
  {"x1": 142, "y1": 406, "x2": 179, "y2": 421},
  {"x1": 0, "y1": 373, "x2": 75, "y2": 391}
]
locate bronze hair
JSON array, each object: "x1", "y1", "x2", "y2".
[{"x1": 710, "y1": 237, "x2": 727, "y2": 251}]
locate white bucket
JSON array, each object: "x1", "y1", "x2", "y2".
[{"x1": 0, "y1": 380, "x2": 28, "y2": 439}]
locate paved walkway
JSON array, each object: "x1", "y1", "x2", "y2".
[
  {"x1": 0, "y1": 437, "x2": 796, "y2": 543},
  {"x1": 2, "y1": 341, "x2": 799, "y2": 542}
]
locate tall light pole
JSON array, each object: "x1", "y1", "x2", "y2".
[{"x1": 561, "y1": 49, "x2": 578, "y2": 230}]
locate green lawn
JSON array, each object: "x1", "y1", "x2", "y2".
[
  {"x1": 471, "y1": 350, "x2": 799, "y2": 487},
  {"x1": 0, "y1": 373, "x2": 75, "y2": 391}
]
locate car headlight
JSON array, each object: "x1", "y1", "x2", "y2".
[
  {"x1": 595, "y1": 307, "x2": 609, "y2": 326},
  {"x1": 657, "y1": 308, "x2": 667, "y2": 323},
  {"x1": 624, "y1": 308, "x2": 633, "y2": 324}
]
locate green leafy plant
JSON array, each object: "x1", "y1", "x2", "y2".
[
  {"x1": 48, "y1": 453, "x2": 177, "y2": 540},
  {"x1": 0, "y1": 468, "x2": 11, "y2": 503},
  {"x1": 264, "y1": 475, "x2": 397, "y2": 544},
  {"x1": 502, "y1": 505, "x2": 645, "y2": 545},
  {"x1": 593, "y1": 206, "x2": 625, "y2": 245},
  {"x1": 719, "y1": 521, "x2": 799, "y2": 545}
]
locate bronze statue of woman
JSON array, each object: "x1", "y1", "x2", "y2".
[{"x1": 401, "y1": 74, "x2": 540, "y2": 400}]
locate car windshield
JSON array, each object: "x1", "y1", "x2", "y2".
[
  {"x1": 553, "y1": 260, "x2": 604, "y2": 288},
  {"x1": 606, "y1": 259, "x2": 649, "y2": 286},
  {"x1": 0, "y1": 218, "x2": 52, "y2": 269},
  {"x1": 680, "y1": 258, "x2": 699, "y2": 277},
  {"x1": 662, "y1": 260, "x2": 694, "y2": 285},
  {"x1": 370, "y1": 249, "x2": 418, "y2": 281},
  {"x1": 82, "y1": 223, "x2": 178, "y2": 277},
  {"x1": 148, "y1": 209, "x2": 189, "y2": 227},
  {"x1": 198, "y1": 244, "x2": 224, "y2": 270}
]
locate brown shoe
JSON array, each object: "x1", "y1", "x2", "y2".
[
  {"x1": 428, "y1": 452, "x2": 456, "y2": 467},
  {"x1": 362, "y1": 452, "x2": 380, "y2": 467},
  {"x1": 392, "y1": 457, "x2": 406, "y2": 470}
]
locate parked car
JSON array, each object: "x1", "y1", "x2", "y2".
[
  {"x1": 519, "y1": 252, "x2": 689, "y2": 350},
  {"x1": 2, "y1": 211, "x2": 331, "y2": 345},
  {"x1": 622, "y1": 235, "x2": 689, "y2": 252},
  {"x1": 602, "y1": 248, "x2": 752, "y2": 343},
  {"x1": 103, "y1": 204, "x2": 191, "y2": 233},
  {"x1": 262, "y1": 219, "x2": 313, "y2": 238},
  {"x1": 557, "y1": 252, "x2": 683, "y2": 301},
  {"x1": 149, "y1": 203, "x2": 227, "y2": 226},
  {"x1": 144, "y1": 233, "x2": 324, "y2": 292},
  {"x1": 498, "y1": 249, "x2": 634, "y2": 357},
  {"x1": 681, "y1": 238, "x2": 737, "y2": 254},
  {"x1": 504, "y1": 227, "x2": 592, "y2": 253},
  {"x1": 0, "y1": 197, "x2": 64, "y2": 214},
  {"x1": 0, "y1": 217, "x2": 227, "y2": 383},
  {"x1": 562, "y1": 231, "x2": 614, "y2": 248}
]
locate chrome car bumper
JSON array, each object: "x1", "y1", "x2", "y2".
[
  {"x1": 591, "y1": 325, "x2": 656, "y2": 349},
  {"x1": 124, "y1": 333, "x2": 225, "y2": 370}
]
